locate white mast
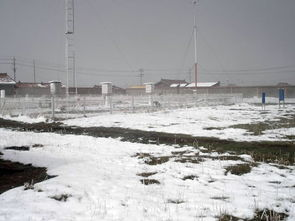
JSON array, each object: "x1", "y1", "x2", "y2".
[
  {"x1": 65, "y1": 0, "x2": 75, "y2": 95},
  {"x1": 193, "y1": 0, "x2": 198, "y2": 88}
]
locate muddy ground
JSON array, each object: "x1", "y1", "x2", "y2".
[{"x1": 0, "y1": 151, "x2": 54, "y2": 194}]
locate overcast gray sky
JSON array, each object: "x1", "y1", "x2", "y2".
[{"x1": 0, "y1": 0, "x2": 295, "y2": 87}]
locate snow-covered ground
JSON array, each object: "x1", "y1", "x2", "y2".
[
  {"x1": 64, "y1": 103, "x2": 295, "y2": 142},
  {"x1": 0, "y1": 129, "x2": 294, "y2": 221},
  {"x1": 1, "y1": 102, "x2": 295, "y2": 220}
]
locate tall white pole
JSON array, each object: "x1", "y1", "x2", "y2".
[
  {"x1": 193, "y1": 1, "x2": 198, "y2": 89},
  {"x1": 66, "y1": 35, "x2": 69, "y2": 95}
]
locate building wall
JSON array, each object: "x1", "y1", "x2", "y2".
[
  {"x1": 0, "y1": 84, "x2": 15, "y2": 96},
  {"x1": 16, "y1": 87, "x2": 51, "y2": 97},
  {"x1": 127, "y1": 85, "x2": 295, "y2": 98}
]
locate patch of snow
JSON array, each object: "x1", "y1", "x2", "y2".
[{"x1": 0, "y1": 129, "x2": 294, "y2": 220}]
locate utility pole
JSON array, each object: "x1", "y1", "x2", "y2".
[
  {"x1": 33, "y1": 60, "x2": 36, "y2": 83},
  {"x1": 188, "y1": 68, "x2": 192, "y2": 83},
  {"x1": 139, "y1": 68, "x2": 144, "y2": 85},
  {"x1": 73, "y1": 51, "x2": 77, "y2": 95},
  {"x1": 13, "y1": 57, "x2": 16, "y2": 81},
  {"x1": 193, "y1": 0, "x2": 198, "y2": 89}
]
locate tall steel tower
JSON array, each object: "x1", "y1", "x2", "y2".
[{"x1": 65, "y1": 0, "x2": 75, "y2": 95}]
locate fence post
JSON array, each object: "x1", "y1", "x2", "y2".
[
  {"x1": 51, "y1": 96, "x2": 55, "y2": 119},
  {"x1": 83, "y1": 97, "x2": 86, "y2": 117},
  {"x1": 132, "y1": 96, "x2": 135, "y2": 113},
  {"x1": 0, "y1": 94, "x2": 5, "y2": 115},
  {"x1": 262, "y1": 92, "x2": 266, "y2": 110},
  {"x1": 109, "y1": 96, "x2": 113, "y2": 114}
]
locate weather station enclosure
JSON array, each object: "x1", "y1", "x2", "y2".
[
  {"x1": 49, "y1": 81, "x2": 62, "y2": 96},
  {"x1": 145, "y1": 83, "x2": 155, "y2": 94},
  {"x1": 0, "y1": 90, "x2": 5, "y2": 99},
  {"x1": 101, "y1": 82, "x2": 113, "y2": 111},
  {"x1": 101, "y1": 82, "x2": 112, "y2": 95},
  {"x1": 145, "y1": 83, "x2": 154, "y2": 106}
]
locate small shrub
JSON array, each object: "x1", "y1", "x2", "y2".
[
  {"x1": 137, "y1": 172, "x2": 157, "y2": 177},
  {"x1": 225, "y1": 163, "x2": 254, "y2": 176},
  {"x1": 140, "y1": 179, "x2": 160, "y2": 185},
  {"x1": 50, "y1": 194, "x2": 72, "y2": 202},
  {"x1": 167, "y1": 199, "x2": 185, "y2": 204},
  {"x1": 24, "y1": 180, "x2": 34, "y2": 190},
  {"x1": 182, "y1": 175, "x2": 198, "y2": 180}
]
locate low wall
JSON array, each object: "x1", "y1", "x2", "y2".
[{"x1": 147, "y1": 85, "x2": 295, "y2": 98}]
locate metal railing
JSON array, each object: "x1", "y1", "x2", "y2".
[{"x1": 0, "y1": 93, "x2": 243, "y2": 120}]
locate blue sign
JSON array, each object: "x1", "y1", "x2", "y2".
[
  {"x1": 279, "y1": 89, "x2": 285, "y2": 101},
  {"x1": 262, "y1": 92, "x2": 266, "y2": 104}
]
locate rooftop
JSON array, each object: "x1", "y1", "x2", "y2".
[{"x1": 0, "y1": 73, "x2": 16, "y2": 85}]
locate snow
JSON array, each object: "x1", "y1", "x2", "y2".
[
  {"x1": 0, "y1": 129, "x2": 294, "y2": 221},
  {"x1": 1, "y1": 115, "x2": 47, "y2": 123},
  {"x1": 1, "y1": 101, "x2": 295, "y2": 220},
  {"x1": 64, "y1": 103, "x2": 295, "y2": 142},
  {"x1": 186, "y1": 82, "x2": 219, "y2": 88}
]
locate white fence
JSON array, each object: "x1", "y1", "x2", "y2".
[{"x1": 0, "y1": 93, "x2": 243, "y2": 119}]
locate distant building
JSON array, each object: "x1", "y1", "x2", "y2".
[
  {"x1": 93, "y1": 85, "x2": 126, "y2": 95},
  {"x1": 277, "y1": 82, "x2": 290, "y2": 87},
  {"x1": 0, "y1": 73, "x2": 16, "y2": 96},
  {"x1": 16, "y1": 82, "x2": 51, "y2": 96},
  {"x1": 155, "y1": 79, "x2": 188, "y2": 89},
  {"x1": 126, "y1": 85, "x2": 146, "y2": 95}
]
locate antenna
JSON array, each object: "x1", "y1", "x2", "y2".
[
  {"x1": 65, "y1": 0, "x2": 76, "y2": 95},
  {"x1": 139, "y1": 68, "x2": 144, "y2": 85},
  {"x1": 12, "y1": 57, "x2": 16, "y2": 81}
]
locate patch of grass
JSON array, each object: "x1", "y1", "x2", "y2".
[
  {"x1": 167, "y1": 199, "x2": 185, "y2": 204},
  {"x1": 137, "y1": 172, "x2": 157, "y2": 177},
  {"x1": 251, "y1": 209, "x2": 288, "y2": 221},
  {"x1": 133, "y1": 153, "x2": 152, "y2": 159},
  {"x1": 24, "y1": 180, "x2": 35, "y2": 190},
  {"x1": 32, "y1": 144, "x2": 43, "y2": 148},
  {"x1": 204, "y1": 127, "x2": 226, "y2": 131},
  {"x1": 144, "y1": 156, "x2": 171, "y2": 165},
  {"x1": 285, "y1": 135, "x2": 295, "y2": 140},
  {"x1": 140, "y1": 179, "x2": 160, "y2": 185},
  {"x1": 175, "y1": 157, "x2": 204, "y2": 164},
  {"x1": 202, "y1": 155, "x2": 243, "y2": 161},
  {"x1": 231, "y1": 114, "x2": 295, "y2": 136},
  {"x1": 4, "y1": 146, "x2": 30, "y2": 151},
  {"x1": 269, "y1": 181, "x2": 281, "y2": 184},
  {"x1": 217, "y1": 214, "x2": 241, "y2": 221},
  {"x1": 211, "y1": 196, "x2": 229, "y2": 201},
  {"x1": 171, "y1": 150, "x2": 188, "y2": 155},
  {"x1": 182, "y1": 175, "x2": 198, "y2": 180},
  {"x1": 225, "y1": 163, "x2": 256, "y2": 176},
  {"x1": 50, "y1": 194, "x2": 72, "y2": 202}
]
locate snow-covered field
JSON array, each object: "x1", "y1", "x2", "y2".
[
  {"x1": 0, "y1": 102, "x2": 294, "y2": 221},
  {"x1": 64, "y1": 103, "x2": 295, "y2": 142}
]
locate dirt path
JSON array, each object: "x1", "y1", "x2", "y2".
[{"x1": 0, "y1": 118, "x2": 294, "y2": 165}]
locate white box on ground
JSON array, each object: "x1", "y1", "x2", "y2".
[{"x1": 49, "y1": 81, "x2": 62, "y2": 95}]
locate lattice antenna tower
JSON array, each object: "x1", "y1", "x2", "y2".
[{"x1": 65, "y1": 0, "x2": 76, "y2": 95}]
